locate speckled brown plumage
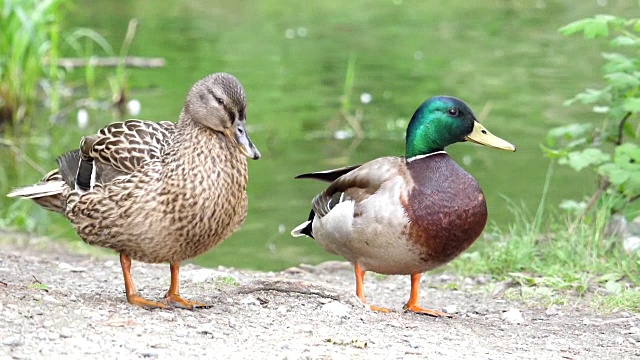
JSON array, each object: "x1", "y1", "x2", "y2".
[{"x1": 8, "y1": 73, "x2": 261, "y2": 309}]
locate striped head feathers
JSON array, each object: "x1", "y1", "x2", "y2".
[{"x1": 184, "y1": 73, "x2": 261, "y2": 159}]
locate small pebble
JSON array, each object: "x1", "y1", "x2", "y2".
[
  {"x1": 42, "y1": 295, "x2": 60, "y2": 304},
  {"x1": 174, "y1": 329, "x2": 189, "y2": 338},
  {"x1": 2, "y1": 336, "x2": 21, "y2": 347},
  {"x1": 183, "y1": 269, "x2": 237, "y2": 283},
  {"x1": 59, "y1": 329, "x2": 73, "y2": 338},
  {"x1": 321, "y1": 301, "x2": 350, "y2": 318},
  {"x1": 545, "y1": 305, "x2": 561, "y2": 316},
  {"x1": 239, "y1": 295, "x2": 260, "y2": 306},
  {"x1": 501, "y1": 309, "x2": 524, "y2": 324},
  {"x1": 197, "y1": 324, "x2": 217, "y2": 335},
  {"x1": 134, "y1": 326, "x2": 145, "y2": 336},
  {"x1": 623, "y1": 236, "x2": 640, "y2": 253},
  {"x1": 140, "y1": 350, "x2": 159, "y2": 358},
  {"x1": 443, "y1": 305, "x2": 458, "y2": 314},
  {"x1": 48, "y1": 332, "x2": 60, "y2": 341},
  {"x1": 58, "y1": 262, "x2": 87, "y2": 272}
]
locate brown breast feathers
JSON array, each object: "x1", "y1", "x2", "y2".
[{"x1": 403, "y1": 153, "x2": 487, "y2": 269}]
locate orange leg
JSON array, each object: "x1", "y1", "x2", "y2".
[
  {"x1": 120, "y1": 253, "x2": 166, "y2": 309},
  {"x1": 403, "y1": 273, "x2": 453, "y2": 317},
  {"x1": 163, "y1": 262, "x2": 210, "y2": 309},
  {"x1": 354, "y1": 263, "x2": 390, "y2": 313}
]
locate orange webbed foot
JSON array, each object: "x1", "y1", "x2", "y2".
[
  {"x1": 126, "y1": 294, "x2": 167, "y2": 309},
  {"x1": 403, "y1": 304, "x2": 454, "y2": 318},
  {"x1": 368, "y1": 304, "x2": 392, "y2": 313},
  {"x1": 164, "y1": 293, "x2": 211, "y2": 310}
]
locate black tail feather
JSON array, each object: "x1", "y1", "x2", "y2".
[
  {"x1": 301, "y1": 209, "x2": 315, "y2": 238},
  {"x1": 294, "y1": 164, "x2": 361, "y2": 183},
  {"x1": 56, "y1": 150, "x2": 81, "y2": 188}
]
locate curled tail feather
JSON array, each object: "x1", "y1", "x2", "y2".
[{"x1": 6, "y1": 150, "x2": 80, "y2": 213}]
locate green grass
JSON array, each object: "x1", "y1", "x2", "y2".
[
  {"x1": 591, "y1": 288, "x2": 640, "y2": 313},
  {"x1": 0, "y1": 0, "x2": 134, "y2": 127},
  {"x1": 0, "y1": 0, "x2": 62, "y2": 125}
]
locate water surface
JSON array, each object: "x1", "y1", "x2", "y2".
[{"x1": 0, "y1": 0, "x2": 633, "y2": 270}]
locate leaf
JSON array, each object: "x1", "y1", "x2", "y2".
[
  {"x1": 568, "y1": 87, "x2": 610, "y2": 105},
  {"x1": 558, "y1": 148, "x2": 611, "y2": 171},
  {"x1": 559, "y1": 16, "x2": 619, "y2": 38},
  {"x1": 544, "y1": 124, "x2": 591, "y2": 149},
  {"x1": 610, "y1": 35, "x2": 638, "y2": 47},
  {"x1": 547, "y1": 123, "x2": 593, "y2": 140},
  {"x1": 605, "y1": 72, "x2": 640, "y2": 89},
  {"x1": 540, "y1": 144, "x2": 568, "y2": 159},
  {"x1": 559, "y1": 199, "x2": 586, "y2": 213},
  {"x1": 623, "y1": 121, "x2": 637, "y2": 139},
  {"x1": 599, "y1": 163, "x2": 630, "y2": 185},
  {"x1": 598, "y1": 273, "x2": 623, "y2": 283},
  {"x1": 593, "y1": 105, "x2": 610, "y2": 113},
  {"x1": 559, "y1": 18, "x2": 593, "y2": 35},
  {"x1": 605, "y1": 280, "x2": 622, "y2": 294},
  {"x1": 602, "y1": 53, "x2": 635, "y2": 73},
  {"x1": 623, "y1": 97, "x2": 640, "y2": 113}
]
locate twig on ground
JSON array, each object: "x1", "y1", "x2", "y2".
[{"x1": 235, "y1": 278, "x2": 358, "y2": 306}]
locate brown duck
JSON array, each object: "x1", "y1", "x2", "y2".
[
  {"x1": 292, "y1": 96, "x2": 515, "y2": 316},
  {"x1": 8, "y1": 73, "x2": 261, "y2": 309}
]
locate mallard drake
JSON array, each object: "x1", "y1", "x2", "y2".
[
  {"x1": 292, "y1": 96, "x2": 515, "y2": 316},
  {"x1": 8, "y1": 73, "x2": 261, "y2": 309}
]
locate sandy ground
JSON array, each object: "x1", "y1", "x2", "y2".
[{"x1": 0, "y1": 233, "x2": 639, "y2": 360}]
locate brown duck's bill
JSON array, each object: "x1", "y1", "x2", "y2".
[
  {"x1": 239, "y1": 140, "x2": 261, "y2": 160},
  {"x1": 464, "y1": 121, "x2": 516, "y2": 152},
  {"x1": 233, "y1": 121, "x2": 261, "y2": 160}
]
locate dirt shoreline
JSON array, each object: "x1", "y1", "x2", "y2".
[{"x1": 0, "y1": 233, "x2": 638, "y2": 359}]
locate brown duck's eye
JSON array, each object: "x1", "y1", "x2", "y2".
[
  {"x1": 213, "y1": 95, "x2": 224, "y2": 106},
  {"x1": 448, "y1": 108, "x2": 459, "y2": 116}
]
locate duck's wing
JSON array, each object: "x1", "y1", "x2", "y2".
[
  {"x1": 291, "y1": 157, "x2": 409, "y2": 238},
  {"x1": 6, "y1": 120, "x2": 174, "y2": 211},
  {"x1": 311, "y1": 157, "x2": 409, "y2": 217},
  {"x1": 80, "y1": 119, "x2": 175, "y2": 174}
]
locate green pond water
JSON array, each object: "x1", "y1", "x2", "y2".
[{"x1": 0, "y1": 0, "x2": 635, "y2": 270}]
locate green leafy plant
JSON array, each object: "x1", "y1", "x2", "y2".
[
  {"x1": 543, "y1": 15, "x2": 640, "y2": 220},
  {"x1": 0, "y1": 1, "x2": 138, "y2": 128},
  {"x1": 0, "y1": 0, "x2": 63, "y2": 125}
]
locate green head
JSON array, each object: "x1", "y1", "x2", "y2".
[{"x1": 405, "y1": 96, "x2": 516, "y2": 159}]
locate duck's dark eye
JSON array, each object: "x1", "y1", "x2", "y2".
[
  {"x1": 448, "y1": 108, "x2": 459, "y2": 116},
  {"x1": 207, "y1": 88, "x2": 225, "y2": 106}
]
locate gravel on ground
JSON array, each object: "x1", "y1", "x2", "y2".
[{"x1": 0, "y1": 232, "x2": 639, "y2": 360}]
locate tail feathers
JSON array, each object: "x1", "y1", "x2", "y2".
[
  {"x1": 7, "y1": 181, "x2": 66, "y2": 199},
  {"x1": 291, "y1": 209, "x2": 316, "y2": 238},
  {"x1": 291, "y1": 220, "x2": 312, "y2": 237},
  {"x1": 56, "y1": 149, "x2": 81, "y2": 188}
]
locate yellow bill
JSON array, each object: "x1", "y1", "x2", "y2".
[{"x1": 465, "y1": 122, "x2": 516, "y2": 152}]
